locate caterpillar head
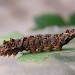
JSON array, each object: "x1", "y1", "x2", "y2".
[
  {"x1": 0, "y1": 45, "x2": 4, "y2": 56},
  {"x1": 2, "y1": 40, "x2": 11, "y2": 51},
  {"x1": 0, "y1": 40, "x2": 11, "y2": 56}
]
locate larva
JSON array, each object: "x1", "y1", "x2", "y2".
[{"x1": 0, "y1": 29, "x2": 75, "y2": 57}]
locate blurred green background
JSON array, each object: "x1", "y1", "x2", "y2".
[{"x1": 34, "y1": 14, "x2": 75, "y2": 30}]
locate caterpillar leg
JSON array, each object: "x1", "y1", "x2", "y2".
[
  {"x1": 38, "y1": 46, "x2": 44, "y2": 52},
  {"x1": 30, "y1": 47, "x2": 36, "y2": 53},
  {"x1": 45, "y1": 45, "x2": 53, "y2": 52},
  {"x1": 12, "y1": 49, "x2": 19, "y2": 56},
  {"x1": 6, "y1": 50, "x2": 13, "y2": 57},
  {"x1": 55, "y1": 44, "x2": 62, "y2": 51},
  {"x1": 19, "y1": 49, "x2": 23, "y2": 52},
  {"x1": 4, "y1": 51, "x2": 8, "y2": 56}
]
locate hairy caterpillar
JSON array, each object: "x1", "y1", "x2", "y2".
[{"x1": 0, "y1": 29, "x2": 75, "y2": 57}]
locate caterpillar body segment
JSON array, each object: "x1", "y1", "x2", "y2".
[{"x1": 0, "y1": 29, "x2": 75, "y2": 57}]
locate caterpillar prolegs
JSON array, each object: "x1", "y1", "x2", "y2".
[{"x1": 0, "y1": 29, "x2": 75, "y2": 57}]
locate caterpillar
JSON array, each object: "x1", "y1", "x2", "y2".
[{"x1": 0, "y1": 29, "x2": 75, "y2": 57}]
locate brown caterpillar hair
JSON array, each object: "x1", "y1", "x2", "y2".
[{"x1": 0, "y1": 29, "x2": 75, "y2": 57}]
